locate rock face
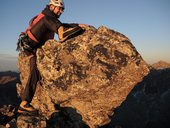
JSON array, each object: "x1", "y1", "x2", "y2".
[
  {"x1": 17, "y1": 26, "x2": 149, "y2": 127},
  {"x1": 102, "y1": 68, "x2": 170, "y2": 128},
  {"x1": 16, "y1": 114, "x2": 46, "y2": 128}
]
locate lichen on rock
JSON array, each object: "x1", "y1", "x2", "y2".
[{"x1": 18, "y1": 26, "x2": 149, "y2": 127}]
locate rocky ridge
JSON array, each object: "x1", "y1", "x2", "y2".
[
  {"x1": 17, "y1": 26, "x2": 149, "y2": 127},
  {"x1": 1, "y1": 26, "x2": 169, "y2": 128},
  {"x1": 151, "y1": 60, "x2": 170, "y2": 69}
]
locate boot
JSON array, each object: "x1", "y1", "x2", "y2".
[
  {"x1": 18, "y1": 101, "x2": 38, "y2": 114},
  {"x1": 58, "y1": 25, "x2": 82, "y2": 42}
]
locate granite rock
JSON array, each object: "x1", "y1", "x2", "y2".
[{"x1": 17, "y1": 26, "x2": 149, "y2": 127}]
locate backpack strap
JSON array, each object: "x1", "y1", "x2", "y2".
[{"x1": 26, "y1": 13, "x2": 45, "y2": 43}]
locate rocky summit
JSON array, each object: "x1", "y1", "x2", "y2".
[{"x1": 17, "y1": 26, "x2": 149, "y2": 127}]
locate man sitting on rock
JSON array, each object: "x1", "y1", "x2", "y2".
[{"x1": 17, "y1": 0, "x2": 87, "y2": 114}]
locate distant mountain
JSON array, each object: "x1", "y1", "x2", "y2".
[
  {"x1": 0, "y1": 71, "x2": 18, "y2": 78},
  {"x1": 0, "y1": 71, "x2": 19, "y2": 107},
  {"x1": 0, "y1": 71, "x2": 20, "y2": 125},
  {"x1": 151, "y1": 60, "x2": 170, "y2": 69},
  {"x1": 0, "y1": 71, "x2": 19, "y2": 84}
]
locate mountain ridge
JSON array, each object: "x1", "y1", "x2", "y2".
[
  {"x1": 0, "y1": 26, "x2": 169, "y2": 127},
  {"x1": 151, "y1": 60, "x2": 170, "y2": 69}
]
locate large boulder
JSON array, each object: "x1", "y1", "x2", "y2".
[{"x1": 17, "y1": 26, "x2": 149, "y2": 127}]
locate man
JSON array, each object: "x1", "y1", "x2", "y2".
[{"x1": 17, "y1": 0, "x2": 87, "y2": 114}]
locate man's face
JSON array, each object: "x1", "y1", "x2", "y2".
[{"x1": 53, "y1": 6, "x2": 64, "y2": 17}]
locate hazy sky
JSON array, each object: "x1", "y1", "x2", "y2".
[{"x1": 0, "y1": 0, "x2": 170, "y2": 71}]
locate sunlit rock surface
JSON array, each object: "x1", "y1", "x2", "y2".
[{"x1": 18, "y1": 26, "x2": 149, "y2": 127}]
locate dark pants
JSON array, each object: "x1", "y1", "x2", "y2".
[{"x1": 21, "y1": 51, "x2": 41, "y2": 103}]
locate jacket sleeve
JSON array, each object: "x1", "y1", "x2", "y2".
[
  {"x1": 62, "y1": 23, "x2": 79, "y2": 28},
  {"x1": 44, "y1": 16, "x2": 63, "y2": 33},
  {"x1": 44, "y1": 16, "x2": 79, "y2": 34}
]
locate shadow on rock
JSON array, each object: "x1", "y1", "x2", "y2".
[
  {"x1": 47, "y1": 104, "x2": 90, "y2": 128},
  {"x1": 101, "y1": 68, "x2": 170, "y2": 128}
]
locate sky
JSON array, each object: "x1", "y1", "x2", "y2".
[{"x1": 0, "y1": 0, "x2": 170, "y2": 71}]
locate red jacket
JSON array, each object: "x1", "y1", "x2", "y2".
[{"x1": 26, "y1": 5, "x2": 62, "y2": 48}]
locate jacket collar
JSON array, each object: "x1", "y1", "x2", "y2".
[{"x1": 42, "y1": 5, "x2": 59, "y2": 18}]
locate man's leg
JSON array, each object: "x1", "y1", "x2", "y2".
[
  {"x1": 21, "y1": 54, "x2": 40, "y2": 102},
  {"x1": 18, "y1": 53, "x2": 41, "y2": 113}
]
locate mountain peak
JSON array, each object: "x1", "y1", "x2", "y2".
[{"x1": 151, "y1": 60, "x2": 170, "y2": 69}]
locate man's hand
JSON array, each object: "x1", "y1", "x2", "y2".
[{"x1": 78, "y1": 24, "x2": 89, "y2": 28}]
